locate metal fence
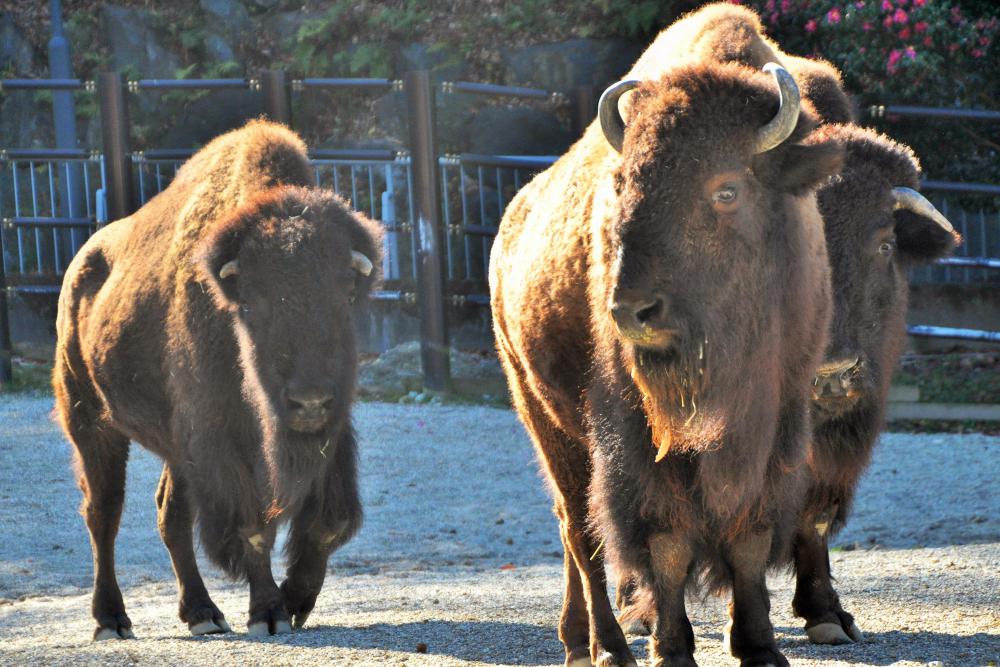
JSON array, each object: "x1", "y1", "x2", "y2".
[{"x1": 1, "y1": 71, "x2": 997, "y2": 387}]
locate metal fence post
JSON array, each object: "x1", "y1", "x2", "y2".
[
  {"x1": 0, "y1": 262, "x2": 11, "y2": 385},
  {"x1": 98, "y1": 72, "x2": 135, "y2": 223},
  {"x1": 570, "y1": 85, "x2": 596, "y2": 139},
  {"x1": 404, "y1": 70, "x2": 451, "y2": 391},
  {"x1": 49, "y1": 0, "x2": 86, "y2": 252},
  {"x1": 261, "y1": 70, "x2": 291, "y2": 126}
]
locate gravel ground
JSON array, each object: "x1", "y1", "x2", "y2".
[{"x1": 0, "y1": 396, "x2": 997, "y2": 666}]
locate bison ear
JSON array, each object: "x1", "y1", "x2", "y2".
[
  {"x1": 893, "y1": 208, "x2": 961, "y2": 265},
  {"x1": 765, "y1": 135, "x2": 845, "y2": 196},
  {"x1": 198, "y1": 221, "x2": 248, "y2": 305}
]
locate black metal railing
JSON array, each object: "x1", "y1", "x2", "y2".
[{"x1": 2, "y1": 73, "x2": 997, "y2": 387}]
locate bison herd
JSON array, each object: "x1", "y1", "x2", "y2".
[{"x1": 52, "y1": 3, "x2": 957, "y2": 665}]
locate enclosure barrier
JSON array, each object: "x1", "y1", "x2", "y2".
[{"x1": 3, "y1": 71, "x2": 997, "y2": 387}]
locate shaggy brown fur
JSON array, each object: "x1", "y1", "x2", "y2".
[
  {"x1": 611, "y1": 5, "x2": 960, "y2": 647},
  {"x1": 627, "y1": 2, "x2": 856, "y2": 125},
  {"x1": 790, "y1": 123, "x2": 960, "y2": 641},
  {"x1": 490, "y1": 59, "x2": 841, "y2": 666},
  {"x1": 53, "y1": 120, "x2": 382, "y2": 640}
]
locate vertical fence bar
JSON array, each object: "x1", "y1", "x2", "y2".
[
  {"x1": 0, "y1": 258, "x2": 11, "y2": 385},
  {"x1": 261, "y1": 70, "x2": 291, "y2": 126},
  {"x1": 570, "y1": 85, "x2": 596, "y2": 139},
  {"x1": 98, "y1": 71, "x2": 135, "y2": 224},
  {"x1": 404, "y1": 70, "x2": 451, "y2": 391}
]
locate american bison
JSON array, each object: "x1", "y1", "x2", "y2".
[
  {"x1": 490, "y1": 58, "x2": 843, "y2": 666},
  {"x1": 792, "y1": 123, "x2": 959, "y2": 644},
  {"x1": 53, "y1": 120, "x2": 381, "y2": 640},
  {"x1": 609, "y1": 3, "x2": 961, "y2": 648}
]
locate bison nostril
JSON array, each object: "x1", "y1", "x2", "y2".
[{"x1": 634, "y1": 297, "x2": 664, "y2": 325}]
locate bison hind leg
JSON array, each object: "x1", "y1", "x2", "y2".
[{"x1": 59, "y1": 387, "x2": 134, "y2": 640}]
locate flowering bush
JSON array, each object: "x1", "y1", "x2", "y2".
[
  {"x1": 738, "y1": 0, "x2": 999, "y2": 105},
  {"x1": 734, "y1": 0, "x2": 1000, "y2": 192}
]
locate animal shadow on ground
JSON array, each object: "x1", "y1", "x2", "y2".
[
  {"x1": 777, "y1": 628, "x2": 999, "y2": 665},
  {"x1": 179, "y1": 620, "x2": 566, "y2": 664}
]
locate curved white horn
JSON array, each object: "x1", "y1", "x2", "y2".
[
  {"x1": 891, "y1": 187, "x2": 954, "y2": 233},
  {"x1": 219, "y1": 260, "x2": 239, "y2": 279},
  {"x1": 755, "y1": 63, "x2": 801, "y2": 154},
  {"x1": 599, "y1": 79, "x2": 640, "y2": 153},
  {"x1": 351, "y1": 250, "x2": 373, "y2": 277}
]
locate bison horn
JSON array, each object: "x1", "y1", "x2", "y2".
[
  {"x1": 599, "y1": 79, "x2": 640, "y2": 153},
  {"x1": 754, "y1": 63, "x2": 801, "y2": 154},
  {"x1": 219, "y1": 260, "x2": 239, "y2": 279},
  {"x1": 891, "y1": 187, "x2": 955, "y2": 233},
  {"x1": 351, "y1": 250, "x2": 374, "y2": 276}
]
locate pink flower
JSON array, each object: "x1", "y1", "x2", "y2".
[
  {"x1": 781, "y1": 0, "x2": 791, "y2": 13},
  {"x1": 855, "y1": 0, "x2": 865, "y2": 7},
  {"x1": 980, "y1": 36, "x2": 992, "y2": 46},
  {"x1": 826, "y1": 7, "x2": 842, "y2": 24},
  {"x1": 770, "y1": 11, "x2": 780, "y2": 24},
  {"x1": 881, "y1": 0, "x2": 893, "y2": 10},
  {"x1": 863, "y1": 20, "x2": 873, "y2": 30},
  {"x1": 883, "y1": 15, "x2": 894, "y2": 28},
  {"x1": 948, "y1": 43, "x2": 960, "y2": 53},
  {"x1": 915, "y1": 21, "x2": 928, "y2": 33},
  {"x1": 923, "y1": 36, "x2": 933, "y2": 46},
  {"x1": 893, "y1": 8, "x2": 908, "y2": 23},
  {"x1": 765, "y1": 0, "x2": 776, "y2": 11},
  {"x1": 886, "y1": 48, "x2": 902, "y2": 72},
  {"x1": 805, "y1": 18, "x2": 818, "y2": 32},
  {"x1": 905, "y1": 46, "x2": 917, "y2": 59},
  {"x1": 899, "y1": 26, "x2": 911, "y2": 39},
  {"x1": 897, "y1": 0, "x2": 907, "y2": 5},
  {"x1": 913, "y1": 0, "x2": 925, "y2": 5},
  {"x1": 972, "y1": 48, "x2": 984, "y2": 58}
]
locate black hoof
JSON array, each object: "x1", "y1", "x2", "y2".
[{"x1": 280, "y1": 579, "x2": 318, "y2": 629}]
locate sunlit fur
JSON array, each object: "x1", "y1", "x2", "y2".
[
  {"x1": 53, "y1": 120, "x2": 381, "y2": 636},
  {"x1": 491, "y1": 60, "x2": 842, "y2": 665}
]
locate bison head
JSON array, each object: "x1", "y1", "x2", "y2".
[
  {"x1": 197, "y1": 186, "x2": 381, "y2": 511},
  {"x1": 811, "y1": 125, "x2": 960, "y2": 420},
  {"x1": 596, "y1": 62, "x2": 843, "y2": 453}
]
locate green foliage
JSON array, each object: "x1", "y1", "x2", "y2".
[
  {"x1": 594, "y1": 0, "x2": 672, "y2": 36},
  {"x1": 291, "y1": 0, "x2": 430, "y2": 77}
]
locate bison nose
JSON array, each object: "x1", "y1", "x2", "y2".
[
  {"x1": 610, "y1": 291, "x2": 671, "y2": 346},
  {"x1": 286, "y1": 390, "x2": 335, "y2": 413},
  {"x1": 812, "y1": 356, "x2": 864, "y2": 400}
]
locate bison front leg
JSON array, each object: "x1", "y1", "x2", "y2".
[
  {"x1": 155, "y1": 465, "x2": 230, "y2": 635},
  {"x1": 645, "y1": 533, "x2": 696, "y2": 667},
  {"x1": 280, "y1": 431, "x2": 362, "y2": 629},
  {"x1": 791, "y1": 508, "x2": 863, "y2": 645},
  {"x1": 724, "y1": 530, "x2": 787, "y2": 667},
  {"x1": 241, "y1": 524, "x2": 292, "y2": 637}
]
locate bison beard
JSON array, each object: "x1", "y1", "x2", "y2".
[{"x1": 629, "y1": 339, "x2": 725, "y2": 459}]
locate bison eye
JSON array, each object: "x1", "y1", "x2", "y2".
[
  {"x1": 710, "y1": 184, "x2": 740, "y2": 213},
  {"x1": 878, "y1": 240, "x2": 895, "y2": 257}
]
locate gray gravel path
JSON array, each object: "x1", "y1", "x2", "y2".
[{"x1": 0, "y1": 396, "x2": 997, "y2": 666}]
